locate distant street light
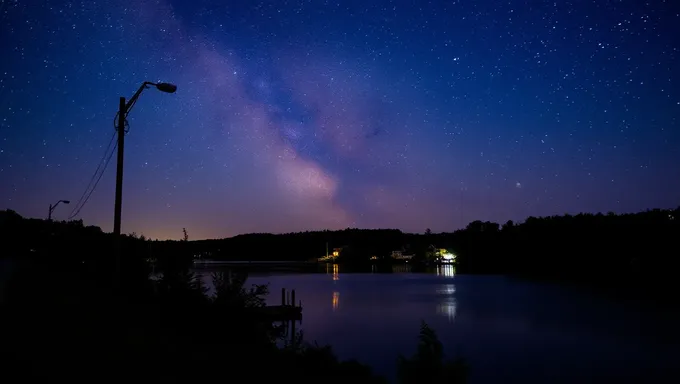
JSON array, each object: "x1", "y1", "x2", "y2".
[
  {"x1": 113, "y1": 81, "x2": 177, "y2": 237},
  {"x1": 48, "y1": 200, "x2": 70, "y2": 221}
]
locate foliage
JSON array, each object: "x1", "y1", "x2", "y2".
[
  {"x1": 0, "y1": 212, "x2": 404, "y2": 382},
  {"x1": 191, "y1": 228, "x2": 405, "y2": 261},
  {"x1": 279, "y1": 341, "x2": 388, "y2": 384},
  {"x1": 397, "y1": 321, "x2": 468, "y2": 384},
  {"x1": 212, "y1": 270, "x2": 268, "y2": 308},
  {"x1": 450, "y1": 209, "x2": 680, "y2": 304}
]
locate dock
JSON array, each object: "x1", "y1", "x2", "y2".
[
  {"x1": 255, "y1": 287, "x2": 303, "y2": 322},
  {"x1": 255, "y1": 305, "x2": 302, "y2": 321}
]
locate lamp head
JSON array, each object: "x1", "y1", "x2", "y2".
[
  {"x1": 63, "y1": 200, "x2": 70, "y2": 204},
  {"x1": 155, "y1": 82, "x2": 177, "y2": 94}
]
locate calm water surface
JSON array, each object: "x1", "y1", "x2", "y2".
[{"x1": 205, "y1": 265, "x2": 680, "y2": 383}]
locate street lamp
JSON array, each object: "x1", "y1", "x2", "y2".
[
  {"x1": 113, "y1": 81, "x2": 177, "y2": 237},
  {"x1": 48, "y1": 200, "x2": 70, "y2": 221},
  {"x1": 155, "y1": 82, "x2": 177, "y2": 93}
]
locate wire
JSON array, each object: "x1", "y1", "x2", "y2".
[
  {"x1": 68, "y1": 131, "x2": 116, "y2": 216},
  {"x1": 68, "y1": 140, "x2": 117, "y2": 219},
  {"x1": 68, "y1": 91, "x2": 139, "y2": 220},
  {"x1": 68, "y1": 114, "x2": 126, "y2": 220}
]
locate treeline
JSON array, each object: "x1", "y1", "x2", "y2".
[
  {"x1": 451, "y1": 209, "x2": 680, "y2": 302},
  {"x1": 0, "y1": 209, "x2": 155, "y2": 299},
  {"x1": 192, "y1": 228, "x2": 405, "y2": 261},
  {"x1": 2, "y1": 207, "x2": 679, "y2": 299}
]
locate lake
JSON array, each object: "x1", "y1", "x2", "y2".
[{"x1": 198, "y1": 264, "x2": 679, "y2": 384}]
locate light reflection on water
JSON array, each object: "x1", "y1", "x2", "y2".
[
  {"x1": 196, "y1": 263, "x2": 458, "y2": 321},
  {"x1": 332, "y1": 291, "x2": 340, "y2": 311},
  {"x1": 436, "y1": 264, "x2": 456, "y2": 277},
  {"x1": 435, "y1": 265, "x2": 457, "y2": 321},
  {"x1": 437, "y1": 295, "x2": 458, "y2": 321},
  {"x1": 325, "y1": 263, "x2": 340, "y2": 281},
  {"x1": 326, "y1": 263, "x2": 458, "y2": 321},
  {"x1": 190, "y1": 266, "x2": 679, "y2": 384}
]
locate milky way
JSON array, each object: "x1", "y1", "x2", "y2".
[{"x1": 1, "y1": 0, "x2": 679, "y2": 239}]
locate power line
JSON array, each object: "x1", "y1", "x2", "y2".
[
  {"x1": 67, "y1": 130, "x2": 118, "y2": 219},
  {"x1": 68, "y1": 130, "x2": 116, "y2": 217},
  {"x1": 68, "y1": 141, "x2": 117, "y2": 219},
  {"x1": 69, "y1": 131, "x2": 116, "y2": 213}
]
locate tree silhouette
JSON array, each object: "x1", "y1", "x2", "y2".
[{"x1": 397, "y1": 321, "x2": 468, "y2": 384}]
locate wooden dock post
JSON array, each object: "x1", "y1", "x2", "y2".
[
  {"x1": 281, "y1": 288, "x2": 286, "y2": 306},
  {"x1": 291, "y1": 289, "x2": 296, "y2": 307}
]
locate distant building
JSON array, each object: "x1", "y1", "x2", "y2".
[
  {"x1": 318, "y1": 245, "x2": 343, "y2": 262},
  {"x1": 427, "y1": 244, "x2": 457, "y2": 263},
  {"x1": 391, "y1": 250, "x2": 414, "y2": 261}
]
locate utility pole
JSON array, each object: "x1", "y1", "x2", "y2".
[
  {"x1": 113, "y1": 96, "x2": 126, "y2": 283},
  {"x1": 113, "y1": 96, "x2": 126, "y2": 237},
  {"x1": 112, "y1": 82, "x2": 176, "y2": 239},
  {"x1": 48, "y1": 200, "x2": 70, "y2": 221},
  {"x1": 110, "y1": 82, "x2": 176, "y2": 283}
]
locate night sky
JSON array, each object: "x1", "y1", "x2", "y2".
[{"x1": 1, "y1": 0, "x2": 679, "y2": 240}]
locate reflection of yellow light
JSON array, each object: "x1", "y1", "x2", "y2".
[
  {"x1": 333, "y1": 263, "x2": 339, "y2": 281},
  {"x1": 332, "y1": 291, "x2": 339, "y2": 311}
]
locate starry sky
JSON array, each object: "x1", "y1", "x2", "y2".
[{"x1": 1, "y1": 0, "x2": 679, "y2": 240}]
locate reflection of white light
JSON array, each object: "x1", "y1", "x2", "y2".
[
  {"x1": 437, "y1": 284, "x2": 456, "y2": 295},
  {"x1": 437, "y1": 298, "x2": 457, "y2": 321},
  {"x1": 436, "y1": 264, "x2": 456, "y2": 277},
  {"x1": 436, "y1": 281, "x2": 457, "y2": 321}
]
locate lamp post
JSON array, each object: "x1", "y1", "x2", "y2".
[
  {"x1": 113, "y1": 81, "x2": 177, "y2": 237},
  {"x1": 48, "y1": 200, "x2": 70, "y2": 221}
]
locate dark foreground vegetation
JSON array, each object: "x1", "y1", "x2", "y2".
[{"x1": 0, "y1": 210, "x2": 467, "y2": 383}]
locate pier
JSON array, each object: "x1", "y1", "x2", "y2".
[{"x1": 255, "y1": 287, "x2": 302, "y2": 322}]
